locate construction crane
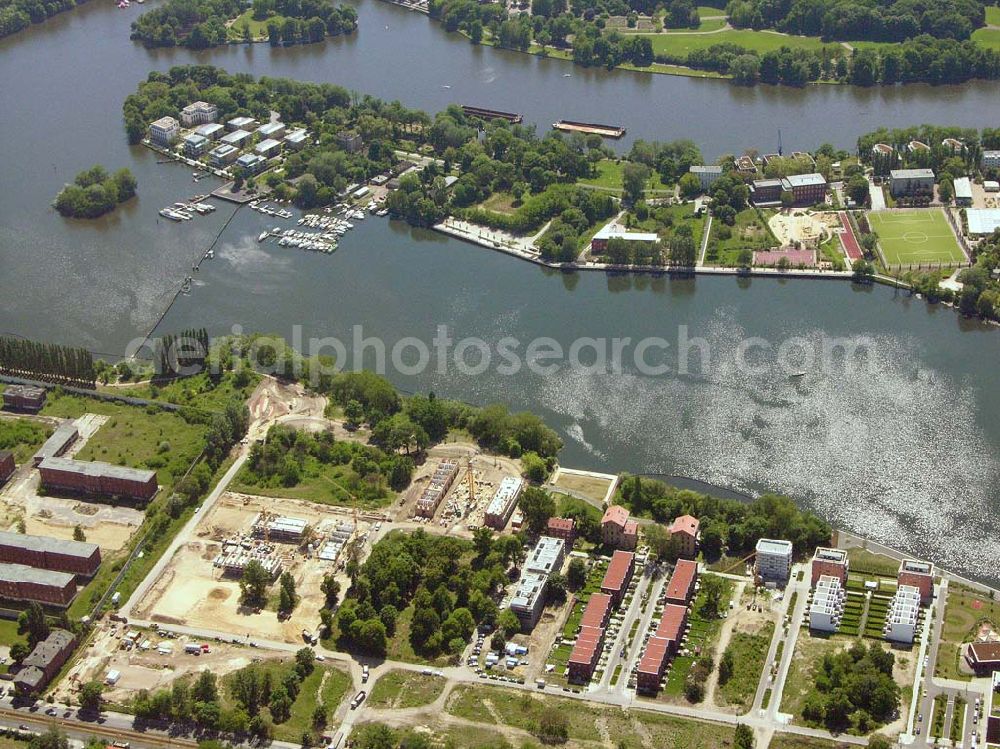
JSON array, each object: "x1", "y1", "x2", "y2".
[{"x1": 466, "y1": 458, "x2": 476, "y2": 504}]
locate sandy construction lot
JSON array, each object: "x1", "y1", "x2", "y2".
[
  {"x1": 768, "y1": 210, "x2": 840, "y2": 248},
  {"x1": 137, "y1": 491, "x2": 373, "y2": 643}
]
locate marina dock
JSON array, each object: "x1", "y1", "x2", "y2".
[
  {"x1": 552, "y1": 120, "x2": 626, "y2": 138},
  {"x1": 461, "y1": 105, "x2": 524, "y2": 124}
]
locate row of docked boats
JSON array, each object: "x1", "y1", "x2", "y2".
[
  {"x1": 249, "y1": 200, "x2": 293, "y2": 219},
  {"x1": 159, "y1": 200, "x2": 216, "y2": 222}
]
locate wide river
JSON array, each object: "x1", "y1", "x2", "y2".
[{"x1": 2, "y1": 0, "x2": 1000, "y2": 581}]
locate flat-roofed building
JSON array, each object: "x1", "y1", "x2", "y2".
[
  {"x1": 285, "y1": 129, "x2": 309, "y2": 150},
  {"x1": 183, "y1": 133, "x2": 210, "y2": 158},
  {"x1": 38, "y1": 457, "x2": 157, "y2": 503},
  {"x1": 257, "y1": 121, "x2": 286, "y2": 140},
  {"x1": 954, "y1": 176, "x2": 973, "y2": 207},
  {"x1": 689, "y1": 165, "x2": 723, "y2": 191},
  {"x1": 664, "y1": 558, "x2": 698, "y2": 606},
  {"x1": 226, "y1": 116, "x2": 257, "y2": 132},
  {"x1": 967, "y1": 208, "x2": 1000, "y2": 236},
  {"x1": 484, "y1": 476, "x2": 524, "y2": 530},
  {"x1": 811, "y1": 547, "x2": 849, "y2": 586},
  {"x1": 0, "y1": 563, "x2": 76, "y2": 607},
  {"x1": 600, "y1": 550, "x2": 635, "y2": 608},
  {"x1": 509, "y1": 570, "x2": 548, "y2": 631},
  {"x1": 601, "y1": 505, "x2": 638, "y2": 550},
  {"x1": 808, "y1": 575, "x2": 846, "y2": 633},
  {"x1": 0, "y1": 530, "x2": 100, "y2": 577},
  {"x1": 337, "y1": 131, "x2": 363, "y2": 153},
  {"x1": 0, "y1": 451, "x2": 13, "y2": 486},
  {"x1": 525, "y1": 535, "x2": 566, "y2": 576},
  {"x1": 32, "y1": 422, "x2": 78, "y2": 466},
  {"x1": 149, "y1": 116, "x2": 180, "y2": 147},
  {"x1": 636, "y1": 603, "x2": 688, "y2": 693},
  {"x1": 668, "y1": 515, "x2": 699, "y2": 558},
  {"x1": 889, "y1": 168, "x2": 935, "y2": 198},
  {"x1": 755, "y1": 538, "x2": 793, "y2": 584},
  {"x1": 567, "y1": 625, "x2": 605, "y2": 683},
  {"x1": 221, "y1": 129, "x2": 252, "y2": 148},
  {"x1": 235, "y1": 153, "x2": 267, "y2": 175},
  {"x1": 780, "y1": 173, "x2": 827, "y2": 206},
  {"x1": 254, "y1": 138, "x2": 282, "y2": 158},
  {"x1": 590, "y1": 224, "x2": 660, "y2": 254},
  {"x1": 897, "y1": 559, "x2": 934, "y2": 604},
  {"x1": 195, "y1": 123, "x2": 224, "y2": 140},
  {"x1": 545, "y1": 517, "x2": 576, "y2": 542},
  {"x1": 180, "y1": 101, "x2": 219, "y2": 127},
  {"x1": 2, "y1": 384, "x2": 46, "y2": 412},
  {"x1": 883, "y1": 584, "x2": 921, "y2": 643},
  {"x1": 414, "y1": 460, "x2": 458, "y2": 518},
  {"x1": 986, "y1": 671, "x2": 1000, "y2": 743},
  {"x1": 751, "y1": 178, "x2": 783, "y2": 206},
  {"x1": 13, "y1": 629, "x2": 75, "y2": 696},
  {"x1": 209, "y1": 144, "x2": 240, "y2": 167},
  {"x1": 982, "y1": 150, "x2": 1000, "y2": 170}
]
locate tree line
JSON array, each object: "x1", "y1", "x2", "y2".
[
  {"x1": 0, "y1": 335, "x2": 95, "y2": 386},
  {"x1": 54, "y1": 164, "x2": 137, "y2": 219},
  {"x1": 0, "y1": 0, "x2": 87, "y2": 39}
]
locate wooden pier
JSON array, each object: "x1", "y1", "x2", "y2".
[{"x1": 552, "y1": 120, "x2": 626, "y2": 138}]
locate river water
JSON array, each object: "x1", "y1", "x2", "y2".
[{"x1": 2, "y1": 0, "x2": 1000, "y2": 580}]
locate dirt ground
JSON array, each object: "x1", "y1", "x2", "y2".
[
  {"x1": 136, "y1": 491, "x2": 375, "y2": 643},
  {"x1": 768, "y1": 211, "x2": 840, "y2": 248},
  {"x1": 550, "y1": 470, "x2": 616, "y2": 504},
  {"x1": 0, "y1": 414, "x2": 140, "y2": 551},
  {"x1": 56, "y1": 620, "x2": 258, "y2": 703}
]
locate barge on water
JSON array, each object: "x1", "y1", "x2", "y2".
[
  {"x1": 552, "y1": 120, "x2": 626, "y2": 139},
  {"x1": 460, "y1": 105, "x2": 524, "y2": 124}
]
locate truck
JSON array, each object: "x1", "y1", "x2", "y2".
[{"x1": 184, "y1": 643, "x2": 202, "y2": 654}]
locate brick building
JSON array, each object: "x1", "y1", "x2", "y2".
[
  {"x1": 600, "y1": 550, "x2": 635, "y2": 607},
  {"x1": 897, "y1": 559, "x2": 934, "y2": 604},
  {"x1": 635, "y1": 604, "x2": 688, "y2": 693},
  {"x1": 0, "y1": 563, "x2": 77, "y2": 607},
  {"x1": 0, "y1": 450, "x2": 13, "y2": 485},
  {"x1": 810, "y1": 547, "x2": 849, "y2": 587},
  {"x1": 13, "y1": 629, "x2": 76, "y2": 696},
  {"x1": 566, "y1": 593, "x2": 613, "y2": 684},
  {"x1": 545, "y1": 517, "x2": 576, "y2": 542},
  {"x1": 966, "y1": 641, "x2": 1000, "y2": 675},
  {"x1": 601, "y1": 505, "x2": 638, "y2": 550},
  {"x1": 664, "y1": 559, "x2": 698, "y2": 606},
  {"x1": 668, "y1": 515, "x2": 699, "y2": 558},
  {"x1": 0, "y1": 530, "x2": 100, "y2": 577},
  {"x1": 2, "y1": 384, "x2": 46, "y2": 412},
  {"x1": 38, "y1": 457, "x2": 158, "y2": 503}
]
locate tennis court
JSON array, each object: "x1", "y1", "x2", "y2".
[{"x1": 868, "y1": 208, "x2": 966, "y2": 267}]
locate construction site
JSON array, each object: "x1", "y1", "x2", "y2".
[{"x1": 134, "y1": 491, "x2": 380, "y2": 643}]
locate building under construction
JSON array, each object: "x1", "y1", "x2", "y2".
[
  {"x1": 415, "y1": 460, "x2": 459, "y2": 518},
  {"x1": 250, "y1": 513, "x2": 308, "y2": 543},
  {"x1": 215, "y1": 545, "x2": 283, "y2": 579}
]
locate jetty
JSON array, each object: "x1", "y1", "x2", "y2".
[
  {"x1": 552, "y1": 120, "x2": 626, "y2": 138},
  {"x1": 461, "y1": 105, "x2": 524, "y2": 124}
]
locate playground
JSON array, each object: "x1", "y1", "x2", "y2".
[{"x1": 868, "y1": 208, "x2": 966, "y2": 267}]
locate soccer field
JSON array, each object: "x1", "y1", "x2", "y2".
[{"x1": 868, "y1": 208, "x2": 967, "y2": 267}]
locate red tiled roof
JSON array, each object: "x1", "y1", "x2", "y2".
[
  {"x1": 655, "y1": 604, "x2": 687, "y2": 644},
  {"x1": 669, "y1": 515, "x2": 699, "y2": 538},
  {"x1": 624, "y1": 520, "x2": 638, "y2": 537},
  {"x1": 637, "y1": 636, "x2": 670, "y2": 676},
  {"x1": 969, "y1": 641, "x2": 1000, "y2": 663},
  {"x1": 580, "y1": 593, "x2": 612, "y2": 631},
  {"x1": 602, "y1": 505, "x2": 630, "y2": 527},
  {"x1": 601, "y1": 550, "x2": 634, "y2": 595},
  {"x1": 547, "y1": 517, "x2": 575, "y2": 533},
  {"x1": 568, "y1": 626, "x2": 604, "y2": 666},
  {"x1": 665, "y1": 559, "x2": 698, "y2": 603}
]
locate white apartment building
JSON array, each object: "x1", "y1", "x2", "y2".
[
  {"x1": 180, "y1": 101, "x2": 219, "y2": 127},
  {"x1": 809, "y1": 575, "x2": 846, "y2": 633},
  {"x1": 755, "y1": 538, "x2": 793, "y2": 583},
  {"x1": 883, "y1": 584, "x2": 921, "y2": 644}
]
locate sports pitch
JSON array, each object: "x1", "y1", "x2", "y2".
[{"x1": 868, "y1": 208, "x2": 967, "y2": 266}]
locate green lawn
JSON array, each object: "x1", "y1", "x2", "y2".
[
  {"x1": 867, "y1": 208, "x2": 966, "y2": 267},
  {"x1": 768, "y1": 737, "x2": 855, "y2": 749},
  {"x1": 717, "y1": 623, "x2": 774, "y2": 710},
  {"x1": 368, "y1": 669, "x2": 445, "y2": 709},
  {"x1": 0, "y1": 417, "x2": 52, "y2": 464},
  {"x1": 226, "y1": 9, "x2": 289, "y2": 41},
  {"x1": 986, "y1": 6, "x2": 1000, "y2": 25},
  {"x1": 445, "y1": 683, "x2": 739, "y2": 747},
  {"x1": 577, "y1": 159, "x2": 670, "y2": 194},
  {"x1": 779, "y1": 635, "x2": 844, "y2": 719},
  {"x1": 973, "y1": 26, "x2": 1000, "y2": 50},
  {"x1": 844, "y1": 548, "x2": 900, "y2": 577},
  {"x1": 936, "y1": 583, "x2": 1000, "y2": 681},
  {"x1": 40, "y1": 392, "x2": 208, "y2": 488},
  {"x1": 640, "y1": 28, "x2": 841, "y2": 57},
  {"x1": 704, "y1": 208, "x2": 777, "y2": 266},
  {"x1": 113, "y1": 370, "x2": 259, "y2": 414},
  {"x1": 477, "y1": 192, "x2": 519, "y2": 215},
  {"x1": 232, "y1": 454, "x2": 395, "y2": 508}
]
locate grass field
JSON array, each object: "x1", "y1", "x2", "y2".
[
  {"x1": 973, "y1": 26, "x2": 1000, "y2": 51},
  {"x1": 367, "y1": 669, "x2": 445, "y2": 709},
  {"x1": 0, "y1": 417, "x2": 52, "y2": 463},
  {"x1": 936, "y1": 582, "x2": 1000, "y2": 681},
  {"x1": 986, "y1": 6, "x2": 1000, "y2": 25},
  {"x1": 639, "y1": 28, "x2": 841, "y2": 58},
  {"x1": 226, "y1": 9, "x2": 288, "y2": 40},
  {"x1": 868, "y1": 208, "x2": 966, "y2": 267},
  {"x1": 717, "y1": 623, "x2": 774, "y2": 710},
  {"x1": 577, "y1": 159, "x2": 670, "y2": 194}
]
